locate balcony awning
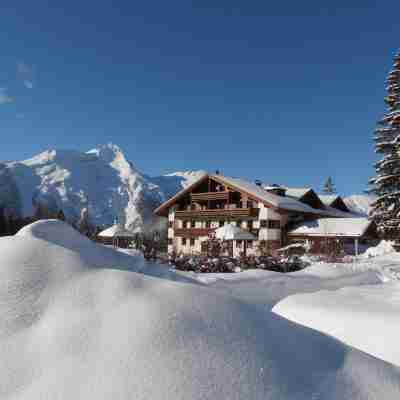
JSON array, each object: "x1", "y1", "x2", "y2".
[{"x1": 215, "y1": 224, "x2": 256, "y2": 241}]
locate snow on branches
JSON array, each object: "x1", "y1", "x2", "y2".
[{"x1": 370, "y1": 50, "x2": 400, "y2": 238}]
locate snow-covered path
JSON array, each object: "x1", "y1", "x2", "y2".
[{"x1": 1, "y1": 220, "x2": 400, "y2": 399}]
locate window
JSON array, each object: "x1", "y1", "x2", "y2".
[
  {"x1": 260, "y1": 220, "x2": 268, "y2": 228},
  {"x1": 183, "y1": 220, "x2": 189, "y2": 228},
  {"x1": 190, "y1": 238, "x2": 195, "y2": 246},
  {"x1": 247, "y1": 220, "x2": 253, "y2": 230},
  {"x1": 168, "y1": 221, "x2": 173, "y2": 228},
  {"x1": 182, "y1": 238, "x2": 187, "y2": 246},
  {"x1": 268, "y1": 220, "x2": 280, "y2": 229},
  {"x1": 236, "y1": 240, "x2": 243, "y2": 248},
  {"x1": 247, "y1": 200, "x2": 253, "y2": 208},
  {"x1": 219, "y1": 220, "x2": 224, "y2": 227},
  {"x1": 239, "y1": 201, "x2": 243, "y2": 209},
  {"x1": 168, "y1": 238, "x2": 173, "y2": 245},
  {"x1": 236, "y1": 219, "x2": 242, "y2": 228},
  {"x1": 247, "y1": 240, "x2": 253, "y2": 249},
  {"x1": 191, "y1": 220, "x2": 196, "y2": 228},
  {"x1": 206, "y1": 220, "x2": 211, "y2": 228}
]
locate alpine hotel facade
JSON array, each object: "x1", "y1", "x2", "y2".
[{"x1": 154, "y1": 173, "x2": 375, "y2": 258}]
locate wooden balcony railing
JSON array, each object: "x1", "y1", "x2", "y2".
[
  {"x1": 191, "y1": 191, "x2": 230, "y2": 202},
  {"x1": 174, "y1": 228, "x2": 215, "y2": 238},
  {"x1": 175, "y1": 208, "x2": 259, "y2": 219}
]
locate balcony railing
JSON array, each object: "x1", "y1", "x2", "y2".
[
  {"x1": 174, "y1": 228, "x2": 215, "y2": 237},
  {"x1": 175, "y1": 208, "x2": 259, "y2": 219},
  {"x1": 191, "y1": 191, "x2": 230, "y2": 202}
]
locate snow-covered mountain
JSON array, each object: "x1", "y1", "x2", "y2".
[
  {"x1": 344, "y1": 194, "x2": 376, "y2": 217},
  {"x1": 149, "y1": 170, "x2": 206, "y2": 200},
  {"x1": 0, "y1": 144, "x2": 204, "y2": 232}
]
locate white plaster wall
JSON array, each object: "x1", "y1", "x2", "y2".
[
  {"x1": 168, "y1": 207, "x2": 176, "y2": 222},
  {"x1": 174, "y1": 236, "x2": 208, "y2": 255},
  {"x1": 168, "y1": 228, "x2": 174, "y2": 239},
  {"x1": 258, "y1": 228, "x2": 269, "y2": 240},
  {"x1": 267, "y1": 229, "x2": 281, "y2": 241}
]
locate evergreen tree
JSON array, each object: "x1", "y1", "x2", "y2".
[
  {"x1": 322, "y1": 177, "x2": 336, "y2": 194},
  {"x1": 370, "y1": 50, "x2": 400, "y2": 239}
]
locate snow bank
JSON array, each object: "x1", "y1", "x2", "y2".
[
  {"x1": 273, "y1": 281, "x2": 400, "y2": 367},
  {"x1": 1, "y1": 220, "x2": 400, "y2": 399},
  {"x1": 362, "y1": 240, "x2": 395, "y2": 258}
]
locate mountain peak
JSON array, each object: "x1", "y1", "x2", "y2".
[{"x1": 87, "y1": 143, "x2": 124, "y2": 163}]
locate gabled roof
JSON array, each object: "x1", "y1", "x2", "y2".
[
  {"x1": 319, "y1": 195, "x2": 340, "y2": 206},
  {"x1": 288, "y1": 218, "x2": 372, "y2": 238},
  {"x1": 154, "y1": 173, "x2": 356, "y2": 218},
  {"x1": 212, "y1": 175, "x2": 321, "y2": 214},
  {"x1": 285, "y1": 188, "x2": 313, "y2": 199},
  {"x1": 319, "y1": 194, "x2": 350, "y2": 213},
  {"x1": 98, "y1": 225, "x2": 135, "y2": 238},
  {"x1": 154, "y1": 173, "x2": 209, "y2": 216}
]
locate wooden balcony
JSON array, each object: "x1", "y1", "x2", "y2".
[
  {"x1": 191, "y1": 191, "x2": 230, "y2": 202},
  {"x1": 174, "y1": 228, "x2": 215, "y2": 238},
  {"x1": 175, "y1": 208, "x2": 259, "y2": 220}
]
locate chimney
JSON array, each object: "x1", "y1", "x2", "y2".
[
  {"x1": 255, "y1": 179, "x2": 262, "y2": 186},
  {"x1": 215, "y1": 169, "x2": 220, "y2": 175}
]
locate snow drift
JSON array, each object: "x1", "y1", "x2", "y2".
[
  {"x1": 273, "y1": 279, "x2": 400, "y2": 367},
  {"x1": 1, "y1": 220, "x2": 400, "y2": 399}
]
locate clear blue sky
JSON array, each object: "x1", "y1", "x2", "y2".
[{"x1": 0, "y1": 1, "x2": 398, "y2": 195}]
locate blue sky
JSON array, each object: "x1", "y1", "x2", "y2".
[{"x1": 0, "y1": 1, "x2": 398, "y2": 195}]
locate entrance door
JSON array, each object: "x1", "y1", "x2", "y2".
[{"x1": 228, "y1": 241, "x2": 233, "y2": 257}]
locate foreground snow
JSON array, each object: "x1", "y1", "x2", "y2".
[{"x1": 1, "y1": 220, "x2": 400, "y2": 399}]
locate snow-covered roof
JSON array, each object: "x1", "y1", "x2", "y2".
[
  {"x1": 213, "y1": 175, "x2": 321, "y2": 214},
  {"x1": 285, "y1": 188, "x2": 312, "y2": 199},
  {"x1": 319, "y1": 195, "x2": 339, "y2": 206},
  {"x1": 98, "y1": 225, "x2": 135, "y2": 238},
  {"x1": 288, "y1": 218, "x2": 373, "y2": 237},
  {"x1": 154, "y1": 173, "x2": 357, "y2": 217},
  {"x1": 215, "y1": 224, "x2": 256, "y2": 241}
]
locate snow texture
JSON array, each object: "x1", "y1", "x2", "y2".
[
  {"x1": 98, "y1": 224, "x2": 136, "y2": 238},
  {"x1": 1, "y1": 220, "x2": 400, "y2": 399},
  {"x1": 273, "y1": 278, "x2": 400, "y2": 366},
  {"x1": 288, "y1": 218, "x2": 372, "y2": 237}
]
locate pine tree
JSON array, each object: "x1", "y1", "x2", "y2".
[
  {"x1": 323, "y1": 177, "x2": 336, "y2": 194},
  {"x1": 370, "y1": 50, "x2": 400, "y2": 239}
]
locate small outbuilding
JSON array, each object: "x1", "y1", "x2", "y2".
[
  {"x1": 287, "y1": 218, "x2": 378, "y2": 256},
  {"x1": 97, "y1": 224, "x2": 135, "y2": 248}
]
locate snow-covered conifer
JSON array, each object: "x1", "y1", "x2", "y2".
[{"x1": 370, "y1": 50, "x2": 400, "y2": 238}]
